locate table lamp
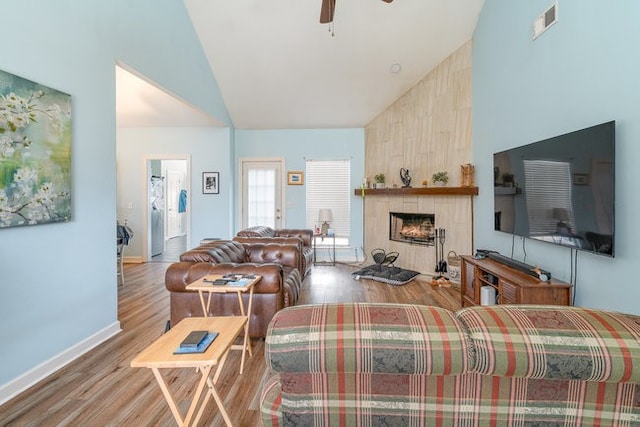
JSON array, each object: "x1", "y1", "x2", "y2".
[{"x1": 318, "y1": 208, "x2": 333, "y2": 236}]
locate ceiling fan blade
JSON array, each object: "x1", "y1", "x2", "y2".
[
  {"x1": 381, "y1": 0, "x2": 394, "y2": 3},
  {"x1": 320, "y1": 0, "x2": 336, "y2": 24}
]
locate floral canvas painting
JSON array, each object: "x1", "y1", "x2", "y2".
[{"x1": 0, "y1": 70, "x2": 71, "y2": 228}]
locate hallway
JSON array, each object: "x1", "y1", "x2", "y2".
[{"x1": 150, "y1": 235, "x2": 186, "y2": 263}]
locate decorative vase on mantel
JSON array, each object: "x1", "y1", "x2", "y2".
[{"x1": 461, "y1": 163, "x2": 475, "y2": 187}]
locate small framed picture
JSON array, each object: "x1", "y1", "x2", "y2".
[
  {"x1": 202, "y1": 172, "x2": 219, "y2": 194},
  {"x1": 573, "y1": 173, "x2": 589, "y2": 186},
  {"x1": 288, "y1": 171, "x2": 304, "y2": 185}
]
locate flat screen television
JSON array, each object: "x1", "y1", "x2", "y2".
[{"x1": 493, "y1": 121, "x2": 615, "y2": 257}]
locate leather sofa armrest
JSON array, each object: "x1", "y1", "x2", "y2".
[
  {"x1": 275, "y1": 229, "x2": 313, "y2": 247},
  {"x1": 165, "y1": 262, "x2": 284, "y2": 294}
]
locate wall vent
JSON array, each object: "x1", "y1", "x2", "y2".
[{"x1": 533, "y1": 2, "x2": 558, "y2": 39}]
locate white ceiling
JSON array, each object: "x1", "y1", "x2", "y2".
[{"x1": 116, "y1": 0, "x2": 484, "y2": 129}]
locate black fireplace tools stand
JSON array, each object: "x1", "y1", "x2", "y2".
[{"x1": 434, "y1": 228, "x2": 447, "y2": 279}]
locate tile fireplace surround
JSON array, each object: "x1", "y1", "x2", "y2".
[
  {"x1": 361, "y1": 189, "x2": 475, "y2": 275},
  {"x1": 362, "y1": 41, "x2": 474, "y2": 275}
]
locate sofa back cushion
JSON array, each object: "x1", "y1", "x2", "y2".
[
  {"x1": 236, "y1": 226, "x2": 275, "y2": 237},
  {"x1": 179, "y1": 240, "x2": 247, "y2": 263},
  {"x1": 266, "y1": 303, "x2": 472, "y2": 375},
  {"x1": 274, "y1": 229, "x2": 313, "y2": 246},
  {"x1": 245, "y1": 243, "x2": 300, "y2": 270},
  {"x1": 457, "y1": 305, "x2": 640, "y2": 383}
]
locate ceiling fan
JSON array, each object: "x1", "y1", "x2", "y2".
[{"x1": 320, "y1": 0, "x2": 394, "y2": 24}]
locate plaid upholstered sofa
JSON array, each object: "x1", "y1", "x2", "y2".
[{"x1": 261, "y1": 303, "x2": 640, "y2": 426}]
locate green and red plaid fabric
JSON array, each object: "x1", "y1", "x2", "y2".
[
  {"x1": 261, "y1": 371, "x2": 640, "y2": 426},
  {"x1": 457, "y1": 305, "x2": 640, "y2": 382},
  {"x1": 265, "y1": 303, "x2": 471, "y2": 375},
  {"x1": 261, "y1": 303, "x2": 640, "y2": 426}
]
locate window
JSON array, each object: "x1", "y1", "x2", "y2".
[
  {"x1": 247, "y1": 168, "x2": 276, "y2": 228},
  {"x1": 523, "y1": 160, "x2": 574, "y2": 235},
  {"x1": 305, "y1": 159, "x2": 351, "y2": 245}
]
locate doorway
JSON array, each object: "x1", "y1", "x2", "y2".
[
  {"x1": 240, "y1": 159, "x2": 285, "y2": 230},
  {"x1": 145, "y1": 156, "x2": 190, "y2": 263}
]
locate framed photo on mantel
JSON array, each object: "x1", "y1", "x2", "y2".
[{"x1": 202, "y1": 172, "x2": 219, "y2": 194}]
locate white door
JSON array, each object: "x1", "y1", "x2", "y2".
[
  {"x1": 241, "y1": 160, "x2": 283, "y2": 229},
  {"x1": 166, "y1": 169, "x2": 184, "y2": 238}
]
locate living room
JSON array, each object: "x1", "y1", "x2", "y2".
[{"x1": 2, "y1": 0, "x2": 640, "y2": 421}]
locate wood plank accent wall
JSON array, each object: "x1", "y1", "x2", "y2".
[{"x1": 363, "y1": 40, "x2": 474, "y2": 275}]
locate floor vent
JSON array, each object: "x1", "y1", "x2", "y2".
[{"x1": 533, "y1": 2, "x2": 558, "y2": 39}]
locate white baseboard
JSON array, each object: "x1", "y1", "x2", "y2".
[{"x1": 0, "y1": 321, "x2": 121, "y2": 405}]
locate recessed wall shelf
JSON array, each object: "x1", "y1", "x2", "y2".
[
  {"x1": 354, "y1": 186, "x2": 479, "y2": 197},
  {"x1": 494, "y1": 186, "x2": 518, "y2": 195}
]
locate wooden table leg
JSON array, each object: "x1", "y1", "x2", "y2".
[
  {"x1": 151, "y1": 365, "x2": 212, "y2": 427},
  {"x1": 244, "y1": 287, "x2": 254, "y2": 361},
  {"x1": 193, "y1": 361, "x2": 234, "y2": 427},
  {"x1": 197, "y1": 365, "x2": 233, "y2": 427},
  {"x1": 197, "y1": 290, "x2": 208, "y2": 317},
  {"x1": 235, "y1": 289, "x2": 253, "y2": 375}
]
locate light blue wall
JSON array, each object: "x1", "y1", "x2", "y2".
[
  {"x1": 473, "y1": 0, "x2": 640, "y2": 313},
  {"x1": 235, "y1": 129, "x2": 365, "y2": 254},
  {"x1": 117, "y1": 127, "x2": 234, "y2": 254},
  {"x1": 0, "y1": 0, "x2": 229, "y2": 395}
]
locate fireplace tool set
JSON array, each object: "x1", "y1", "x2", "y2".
[{"x1": 434, "y1": 228, "x2": 448, "y2": 279}]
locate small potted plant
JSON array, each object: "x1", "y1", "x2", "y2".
[
  {"x1": 431, "y1": 171, "x2": 449, "y2": 186},
  {"x1": 374, "y1": 173, "x2": 386, "y2": 189},
  {"x1": 502, "y1": 172, "x2": 514, "y2": 187}
]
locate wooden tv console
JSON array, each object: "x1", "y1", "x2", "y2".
[{"x1": 460, "y1": 255, "x2": 573, "y2": 307}]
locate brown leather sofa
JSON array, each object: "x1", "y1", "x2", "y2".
[
  {"x1": 164, "y1": 240, "x2": 301, "y2": 338},
  {"x1": 235, "y1": 226, "x2": 313, "y2": 278}
]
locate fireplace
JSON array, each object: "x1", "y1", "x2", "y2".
[{"x1": 389, "y1": 212, "x2": 435, "y2": 246}]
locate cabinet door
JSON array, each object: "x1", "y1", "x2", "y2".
[
  {"x1": 500, "y1": 280, "x2": 518, "y2": 304},
  {"x1": 461, "y1": 259, "x2": 478, "y2": 305}
]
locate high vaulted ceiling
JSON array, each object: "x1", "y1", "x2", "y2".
[{"x1": 116, "y1": 1, "x2": 484, "y2": 129}]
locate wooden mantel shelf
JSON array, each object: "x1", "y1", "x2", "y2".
[{"x1": 354, "y1": 186, "x2": 479, "y2": 197}]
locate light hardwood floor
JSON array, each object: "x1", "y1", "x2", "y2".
[{"x1": 1, "y1": 262, "x2": 460, "y2": 427}]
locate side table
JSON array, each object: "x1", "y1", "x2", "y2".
[
  {"x1": 131, "y1": 316, "x2": 246, "y2": 427},
  {"x1": 313, "y1": 232, "x2": 336, "y2": 266},
  {"x1": 185, "y1": 274, "x2": 260, "y2": 374}
]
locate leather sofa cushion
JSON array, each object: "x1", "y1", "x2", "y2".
[
  {"x1": 180, "y1": 240, "x2": 247, "y2": 263},
  {"x1": 457, "y1": 305, "x2": 640, "y2": 383},
  {"x1": 244, "y1": 243, "x2": 299, "y2": 270}
]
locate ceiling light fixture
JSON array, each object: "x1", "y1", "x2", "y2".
[{"x1": 390, "y1": 63, "x2": 402, "y2": 73}]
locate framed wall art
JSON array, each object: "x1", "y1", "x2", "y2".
[
  {"x1": 573, "y1": 173, "x2": 589, "y2": 186},
  {"x1": 0, "y1": 69, "x2": 72, "y2": 228},
  {"x1": 287, "y1": 171, "x2": 304, "y2": 185},
  {"x1": 202, "y1": 171, "x2": 219, "y2": 194}
]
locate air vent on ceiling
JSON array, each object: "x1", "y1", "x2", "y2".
[{"x1": 533, "y1": 1, "x2": 558, "y2": 39}]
